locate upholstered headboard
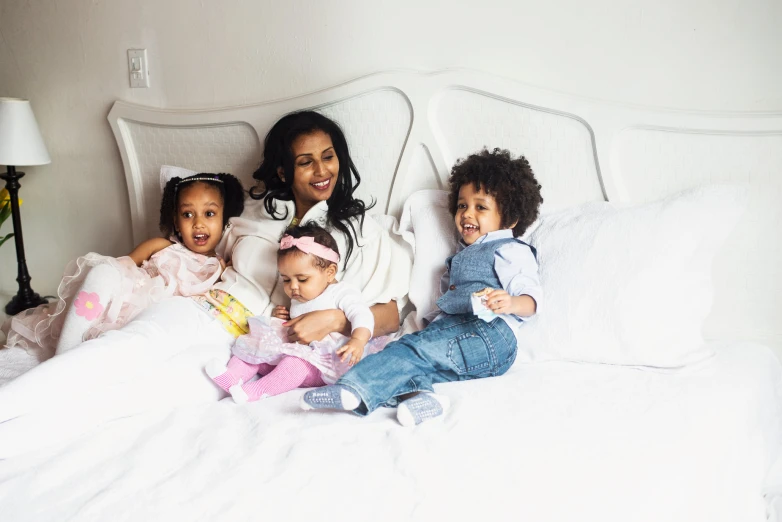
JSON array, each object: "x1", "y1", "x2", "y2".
[{"x1": 108, "y1": 69, "x2": 782, "y2": 357}]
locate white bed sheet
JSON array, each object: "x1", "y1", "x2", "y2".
[{"x1": 0, "y1": 341, "x2": 779, "y2": 522}]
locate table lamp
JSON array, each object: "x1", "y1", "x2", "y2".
[{"x1": 0, "y1": 97, "x2": 50, "y2": 315}]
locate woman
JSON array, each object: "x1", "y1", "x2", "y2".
[
  {"x1": 0, "y1": 111, "x2": 412, "y2": 457},
  {"x1": 214, "y1": 111, "x2": 409, "y2": 341}
]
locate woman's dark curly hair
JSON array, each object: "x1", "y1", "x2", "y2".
[
  {"x1": 277, "y1": 221, "x2": 340, "y2": 270},
  {"x1": 448, "y1": 148, "x2": 543, "y2": 237},
  {"x1": 159, "y1": 173, "x2": 245, "y2": 239},
  {"x1": 250, "y1": 110, "x2": 373, "y2": 263}
]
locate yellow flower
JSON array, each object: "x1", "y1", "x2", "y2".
[{"x1": 0, "y1": 188, "x2": 21, "y2": 206}]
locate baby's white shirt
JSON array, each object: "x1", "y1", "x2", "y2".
[{"x1": 289, "y1": 282, "x2": 374, "y2": 334}]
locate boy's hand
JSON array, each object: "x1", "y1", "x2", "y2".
[
  {"x1": 272, "y1": 305, "x2": 290, "y2": 320},
  {"x1": 485, "y1": 289, "x2": 537, "y2": 317},
  {"x1": 337, "y1": 338, "x2": 367, "y2": 366},
  {"x1": 485, "y1": 289, "x2": 513, "y2": 314}
]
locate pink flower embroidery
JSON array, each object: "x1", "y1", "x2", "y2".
[{"x1": 73, "y1": 291, "x2": 104, "y2": 321}]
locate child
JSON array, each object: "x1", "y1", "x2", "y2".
[
  {"x1": 301, "y1": 148, "x2": 544, "y2": 426},
  {"x1": 3, "y1": 172, "x2": 245, "y2": 356},
  {"x1": 205, "y1": 222, "x2": 389, "y2": 403}
]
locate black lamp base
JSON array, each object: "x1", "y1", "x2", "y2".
[
  {"x1": 5, "y1": 291, "x2": 48, "y2": 316},
  {"x1": 2, "y1": 166, "x2": 47, "y2": 317}
]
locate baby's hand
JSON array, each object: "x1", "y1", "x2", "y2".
[
  {"x1": 272, "y1": 305, "x2": 290, "y2": 320},
  {"x1": 337, "y1": 338, "x2": 366, "y2": 366}
]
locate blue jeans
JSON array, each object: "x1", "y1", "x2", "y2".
[{"x1": 337, "y1": 314, "x2": 518, "y2": 415}]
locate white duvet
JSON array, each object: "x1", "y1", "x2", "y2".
[{"x1": 0, "y1": 340, "x2": 779, "y2": 522}]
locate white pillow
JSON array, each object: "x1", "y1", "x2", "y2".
[
  {"x1": 515, "y1": 184, "x2": 747, "y2": 368},
  {"x1": 159, "y1": 165, "x2": 197, "y2": 191},
  {"x1": 396, "y1": 190, "x2": 459, "y2": 329}
]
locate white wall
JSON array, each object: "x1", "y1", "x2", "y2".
[{"x1": 1, "y1": 0, "x2": 781, "y2": 296}]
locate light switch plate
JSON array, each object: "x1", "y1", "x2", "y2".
[{"x1": 128, "y1": 49, "x2": 149, "y2": 88}]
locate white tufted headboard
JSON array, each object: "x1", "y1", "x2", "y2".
[{"x1": 108, "y1": 69, "x2": 782, "y2": 358}]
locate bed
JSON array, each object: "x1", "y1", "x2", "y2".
[{"x1": 1, "y1": 70, "x2": 781, "y2": 521}]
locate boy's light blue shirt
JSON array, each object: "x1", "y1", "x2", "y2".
[{"x1": 427, "y1": 229, "x2": 543, "y2": 343}]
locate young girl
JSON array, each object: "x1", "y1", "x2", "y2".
[
  {"x1": 205, "y1": 222, "x2": 389, "y2": 403},
  {"x1": 3, "y1": 172, "x2": 245, "y2": 356},
  {"x1": 302, "y1": 148, "x2": 544, "y2": 426}
]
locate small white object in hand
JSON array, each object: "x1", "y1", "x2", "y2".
[{"x1": 471, "y1": 291, "x2": 498, "y2": 322}]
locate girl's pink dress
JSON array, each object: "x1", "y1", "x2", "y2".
[
  {"x1": 3, "y1": 242, "x2": 222, "y2": 354},
  {"x1": 232, "y1": 317, "x2": 391, "y2": 384}
]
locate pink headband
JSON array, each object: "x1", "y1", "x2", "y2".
[{"x1": 279, "y1": 235, "x2": 340, "y2": 264}]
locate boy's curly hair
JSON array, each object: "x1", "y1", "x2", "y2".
[
  {"x1": 159, "y1": 173, "x2": 245, "y2": 239},
  {"x1": 277, "y1": 221, "x2": 341, "y2": 270},
  {"x1": 448, "y1": 148, "x2": 543, "y2": 237}
]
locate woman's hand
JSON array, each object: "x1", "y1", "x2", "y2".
[
  {"x1": 284, "y1": 309, "x2": 348, "y2": 344},
  {"x1": 369, "y1": 301, "x2": 400, "y2": 337},
  {"x1": 272, "y1": 305, "x2": 290, "y2": 321}
]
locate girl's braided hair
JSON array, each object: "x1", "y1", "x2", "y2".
[{"x1": 159, "y1": 173, "x2": 245, "y2": 238}]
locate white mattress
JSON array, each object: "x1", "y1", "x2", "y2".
[{"x1": 0, "y1": 341, "x2": 779, "y2": 522}]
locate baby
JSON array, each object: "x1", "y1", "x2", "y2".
[{"x1": 206, "y1": 222, "x2": 389, "y2": 402}]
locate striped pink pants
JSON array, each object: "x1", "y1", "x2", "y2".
[{"x1": 211, "y1": 355, "x2": 325, "y2": 401}]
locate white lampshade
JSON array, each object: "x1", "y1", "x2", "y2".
[{"x1": 0, "y1": 97, "x2": 51, "y2": 166}]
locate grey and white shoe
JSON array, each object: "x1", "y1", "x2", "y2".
[
  {"x1": 397, "y1": 393, "x2": 450, "y2": 427},
  {"x1": 301, "y1": 385, "x2": 361, "y2": 411}
]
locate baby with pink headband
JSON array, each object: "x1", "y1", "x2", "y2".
[{"x1": 205, "y1": 222, "x2": 390, "y2": 403}]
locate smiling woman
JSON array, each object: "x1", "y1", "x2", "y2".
[
  {"x1": 286, "y1": 131, "x2": 340, "y2": 220},
  {"x1": 219, "y1": 110, "x2": 413, "y2": 343}
]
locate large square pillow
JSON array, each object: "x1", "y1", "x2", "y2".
[
  {"x1": 400, "y1": 185, "x2": 746, "y2": 368},
  {"x1": 515, "y1": 184, "x2": 747, "y2": 368}
]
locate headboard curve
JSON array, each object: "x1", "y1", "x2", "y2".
[{"x1": 108, "y1": 69, "x2": 782, "y2": 356}]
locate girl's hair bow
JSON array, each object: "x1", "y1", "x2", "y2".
[{"x1": 279, "y1": 235, "x2": 340, "y2": 264}]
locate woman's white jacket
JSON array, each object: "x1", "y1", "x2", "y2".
[{"x1": 214, "y1": 197, "x2": 413, "y2": 317}]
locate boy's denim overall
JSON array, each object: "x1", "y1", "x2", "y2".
[{"x1": 338, "y1": 236, "x2": 523, "y2": 414}]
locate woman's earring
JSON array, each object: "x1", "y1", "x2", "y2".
[{"x1": 249, "y1": 179, "x2": 265, "y2": 198}]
